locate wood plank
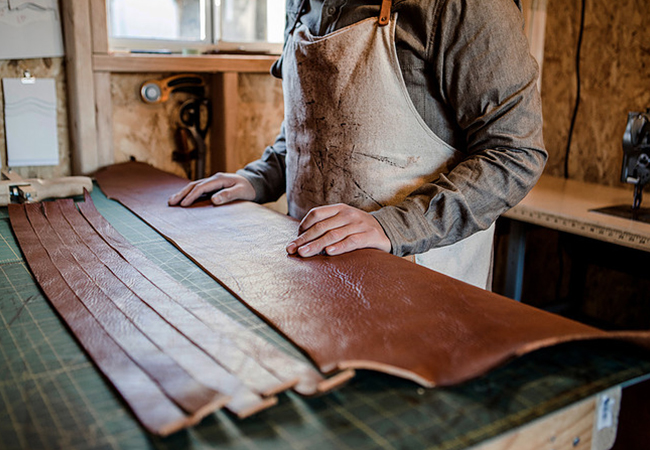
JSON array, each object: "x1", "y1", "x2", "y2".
[
  {"x1": 211, "y1": 72, "x2": 240, "y2": 173},
  {"x1": 473, "y1": 386, "x2": 622, "y2": 450},
  {"x1": 470, "y1": 395, "x2": 596, "y2": 450},
  {"x1": 90, "y1": 0, "x2": 109, "y2": 54},
  {"x1": 93, "y1": 53, "x2": 277, "y2": 73},
  {"x1": 61, "y1": 0, "x2": 99, "y2": 175},
  {"x1": 93, "y1": 72, "x2": 114, "y2": 168}
]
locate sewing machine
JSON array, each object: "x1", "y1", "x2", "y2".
[
  {"x1": 621, "y1": 109, "x2": 650, "y2": 211},
  {"x1": 592, "y1": 109, "x2": 650, "y2": 223}
]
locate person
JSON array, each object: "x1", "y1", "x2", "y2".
[{"x1": 168, "y1": 0, "x2": 547, "y2": 290}]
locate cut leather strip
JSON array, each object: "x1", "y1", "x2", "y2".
[
  {"x1": 76, "y1": 193, "x2": 353, "y2": 396},
  {"x1": 95, "y1": 162, "x2": 650, "y2": 387},
  {"x1": 8, "y1": 204, "x2": 189, "y2": 436},
  {"x1": 22, "y1": 202, "x2": 225, "y2": 417},
  {"x1": 44, "y1": 200, "x2": 277, "y2": 417}
]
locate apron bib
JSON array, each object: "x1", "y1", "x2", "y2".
[{"x1": 282, "y1": 9, "x2": 495, "y2": 289}]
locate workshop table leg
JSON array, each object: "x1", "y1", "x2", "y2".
[{"x1": 503, "y1": 219, "x2": 527, "y2": 301}]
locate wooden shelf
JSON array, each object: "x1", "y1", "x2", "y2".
[{"x1": 93, "y1": 53, "x2": 278, "y2": 74}]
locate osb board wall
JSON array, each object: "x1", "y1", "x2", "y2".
[
  {"x1": 110, "y1": 72, "x2": 284, "y2": 180},
  {"x1": 494, "y1": 0, "x2": 650, "y2": 328},
  {"x1": 235, "y1": 73, "x2": 284, "y2": 169},
  {"x1": 0, "y1": 58, "x2": 70, "y2": 178},
  {"x1": 541, "y1": 0, "x2": 650, "y2": 186},
  {"x1": 110, "y1": 73, "x2": 209, "y2": 179}
]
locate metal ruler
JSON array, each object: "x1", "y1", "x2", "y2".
[{"x1": 504, "y1": 208, "x2": 650, "y2": 253}]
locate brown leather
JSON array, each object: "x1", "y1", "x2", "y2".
[
  {"x1": 95, "y1": 162, "x2": 650, "y2": 387},
  {"x1": 22, "y1": 202, "x2": 226, "y2": 417},
  {"x1": 45, "y1": 199, "x2": 276, "y2": 417},
  {"x1": 75, "y1": 193, "x2": 354, "y2": 396},
  {"x1": 9, "y1": 204, "x2": 190, "y2": 436}
]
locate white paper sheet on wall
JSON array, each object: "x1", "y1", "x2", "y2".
[
  {"x1": 2, "y1": 77, "x2": 58, "y2": 167},
  {"x1": 0, "y1": 0, "x2": 64, "y2": 60}
]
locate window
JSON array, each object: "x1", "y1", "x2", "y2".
[{"x1": 107, "y1": 0, "x2": 286, "y2": 54}]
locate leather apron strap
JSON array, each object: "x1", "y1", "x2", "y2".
[
  {"x1": 288, "y1": 0, "x2": 393, "y2": 34},
  {"x1": 378, "y1": 0, "x2": 392, "y2": 26}
]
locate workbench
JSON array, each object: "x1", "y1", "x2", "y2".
[
  {"x1": 501, "y1": 174, "x2": 650, "y2": 301},
  {"x1": 2, "y1": 187, "x2": 650, "y2": 450}
]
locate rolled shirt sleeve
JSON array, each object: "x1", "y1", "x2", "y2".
[{"x1": 372, "y1": 0, "x2": 547, "y2": 256}]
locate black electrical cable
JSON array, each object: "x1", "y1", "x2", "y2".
[{"x1": 564, "y1": 0, "x2": 587, "y2": 179}]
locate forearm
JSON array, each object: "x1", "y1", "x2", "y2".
[
  {"x1": 371, "y1": 0, "x2": 547, "y2": 257},
  {"x1": 372, "y1": 144, "x2": 547, "y2": 256}
]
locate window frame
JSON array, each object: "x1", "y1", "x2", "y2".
[{"x1": 106, "y1": 0, "x2": 284, "y2": 55}]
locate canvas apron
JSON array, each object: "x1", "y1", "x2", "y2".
[{"x1": 281, "y1": 6, "x2": 495, "y2": 289}]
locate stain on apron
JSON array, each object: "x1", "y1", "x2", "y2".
[{"x1": 282, "y1": 11, "x2": 495, "y2": 289}]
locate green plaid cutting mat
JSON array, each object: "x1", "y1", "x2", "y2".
[{"x1": 1, "y1": 187, "x2": 650, "y2": 450}]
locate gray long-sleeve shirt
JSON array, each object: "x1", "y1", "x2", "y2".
[{"x1": 238, "y1": 0, "x2": 547, "y2": 256}]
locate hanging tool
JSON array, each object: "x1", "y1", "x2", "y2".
[
  {"x1": 139, "y1": 74, "x2": 211, "y2": 180},
  {"x1": 173, "y1": 97, "x2": 211, "y2": 180},
  {"x1": 591, "y1": 109, "x2": 650, "y2": 223},
  {"x1": 0, "y1": 170, "x2": 93, "y2": 206}
]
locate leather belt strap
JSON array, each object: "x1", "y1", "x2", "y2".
[
  {"x1": 75, "y1": 193, "x2": 352, "y2": 396},
  {"x1": 94, "y1": 162, "x2": 650, "y2": 387},
  {"x1": 9, "y1": 204, "x2": 190, "y2": 436},
  {"x1": 10, "y1": 191, "x2": 353, "y2": 433},
  {"x1": 289, "y1": 0, "x2": 392, "y2": 34},
  {"x1": 46, "y1": 200, "x2": 277, "y2": 416},
  {"x1": 22, "y1": 202, "x2": 225, "y2": 418}
]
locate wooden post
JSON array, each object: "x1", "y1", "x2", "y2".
[
  {"x1": 61, "y1": 0, "x2": 99, "y2": 175},
  {"x1": 90, "y1": 0, "x2": 109, "y2": 55},
  {"x1": 211, "y1": 72, "x2": 240, "y2": 173}
]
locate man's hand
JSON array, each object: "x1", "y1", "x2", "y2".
[
  {"x1": 286, "y1": 204, "x2": 391, "y2": 257},
  {"x1": 168, "y1": 173, "x2": 256, "y2": 207}
]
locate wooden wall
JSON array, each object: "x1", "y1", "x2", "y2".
[
  {"x1": 110, "y1": 73, "x2": 208, "y2": 178},
  {"x1": 499, "y1": 0, "x2": 650, "y2": 328},
  {"x1": 541, "y1": 0, "x2": 650, "y2": 185},
  {"x1": 110, "y1": 72, "x2": 283, "y2": 178},
  {"x1": 234, "y1": 73, "x2": 284, "y2": 169}
]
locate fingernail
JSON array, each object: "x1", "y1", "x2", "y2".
[
  {"x1": 298, "y1": 245, "x2": 311, "y2": 257},
  {"x1": 286, "y1": 242, "x2": 296, "y2": 254},
  {"x1": 211, "y1": 193, "x2": 223, "y2": 205}
]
